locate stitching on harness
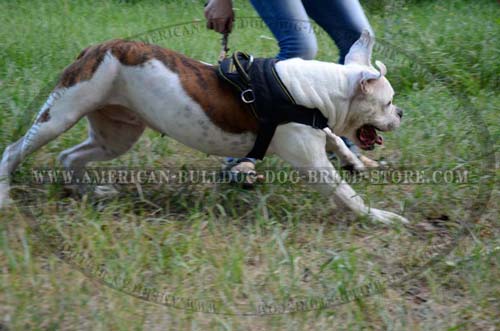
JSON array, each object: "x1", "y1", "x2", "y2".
[{"x1": 271, "y1": 66, "x2": 296, "y2": 104}]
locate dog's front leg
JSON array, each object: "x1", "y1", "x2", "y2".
[
  {"x1": 270, "y1": 124, "x2": 408, "y2": 224},
  {"x1": 323, "y1": 128, "x2": 365, "y2": 171}
]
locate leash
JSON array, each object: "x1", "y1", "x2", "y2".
[{"x1": 218, "y1": 32, "x2": 229, "y2": 62}]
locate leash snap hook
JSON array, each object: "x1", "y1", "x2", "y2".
[{"x1": 241, "y1": 89, "x2": 255, "y2": 103}]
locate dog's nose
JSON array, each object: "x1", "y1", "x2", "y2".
[{"x1": 396, "y1": 108, "x2": 403, "y2": 119}]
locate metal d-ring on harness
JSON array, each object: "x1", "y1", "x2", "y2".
[
  {"x1": 217, "y1": 49, "x2": 260, "y2": 120},
  {"x1": 218, "y1": 34, "x2": 256, "y2": 106},
  {"x1": 216, "y1": 34, "x2": 331, "y2": 160},
  {"x1": 233, "y1": 54, "x2": 256, "y2": 104},
  {"x1": 240, "y1": 88, "x2": 255, "y2": 104}
]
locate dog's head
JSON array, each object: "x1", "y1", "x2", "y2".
[{"x1": 340, "y1": 30, "x2": 403, "y2": 151}]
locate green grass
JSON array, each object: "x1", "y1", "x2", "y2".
[{"x1": 0, "y1": 0, "x2": 499, "y2": 330}]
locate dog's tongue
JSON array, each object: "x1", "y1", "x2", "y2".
[{"x1": 359, "y1": 125, "x2": 383, "y2": 146}]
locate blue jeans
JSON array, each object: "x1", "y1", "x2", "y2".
[{"x1": 226, "y1": 0, "x2": 373, "y2": 165}]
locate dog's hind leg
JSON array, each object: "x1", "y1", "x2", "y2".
[
  {"x1": 58, "y1": 105, "x2": 145, "y2": 181},
  {"x1": 270, "y1": 124, "x2": 408, "y2": 224},
  {"x1": 0, "y1": 57, "x2": 121, "y2": 208},
  {"x1": 0, "y1": 139, "x2": 25, "y2": 207},
  {"x1": 0, "y1": 89, "x2": 92, "y2": 208}
]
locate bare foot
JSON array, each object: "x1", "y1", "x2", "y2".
[
  {"x1": 359, "y1": 155, "x2": 380, "y2": 168},
  {"x1": 226, "y1": 161, "x2": 263, "y2": 188}
]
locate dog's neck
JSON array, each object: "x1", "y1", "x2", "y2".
[{"x1": 274, "y1": 59, "x2": 354, "y2": 134}]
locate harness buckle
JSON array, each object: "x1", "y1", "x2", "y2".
[{"x1": 241, "y1": 89, "x2": 255, "y2": 103}]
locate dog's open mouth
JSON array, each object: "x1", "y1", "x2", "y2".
[{"x1": 356, "y1": 125, "x2": 384, "y2": 150}]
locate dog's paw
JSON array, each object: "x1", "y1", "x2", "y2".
[
  {"x1": 340, "y1": 155, "x2": 366, "y2": 173},
  {"x1": 94, "y1": 185, "x2": 119, "y2": 197},
  {"x1": 368, "y1": 208, "x2": 409, "y2": 224},
  {"x1": 353, "y1": 160, "x2": 366, "y2": 172},
  {"x1": 63, "y1": 184, "x2": 119, "y2": 199},
  {"x1": 342, "y1": 159, "x2": 366, "y2": 172},
  {"x1": 0, "y1": 194, "x2": 13, "y2": 209}
]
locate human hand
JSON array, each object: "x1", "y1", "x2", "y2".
[{"x1": 204, "y1": 0, "x2": 234, "y2": 34}]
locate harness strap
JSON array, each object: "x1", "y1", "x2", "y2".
[
  {"x1": 245, "y1": 108, "x2": 328, "y2": 159},
  {"x1": 232, "y1": 52, "x2": 253, "y2": 83}
]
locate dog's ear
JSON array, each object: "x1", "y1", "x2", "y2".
[
  {"x1": 359, "y1": 61, "x2": 386, "y2": 94},
  {"x1": 345, "y1": 29, "x2": 374, "y2": 66}
]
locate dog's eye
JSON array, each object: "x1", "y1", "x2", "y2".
[{"x1": 386, "y1": 100, "x2": 392, "y2": 107}]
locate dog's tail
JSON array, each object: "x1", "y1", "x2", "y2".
[
  {"x1": 57, "y1": 41, "x2": 122, "y2": 89},
  {"x1": 76, "y1": 46, "x2": 91, "y2": 60}
]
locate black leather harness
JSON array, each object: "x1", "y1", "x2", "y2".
[{"x1": 217, "y1": 51, "x2": 329, "y2": 160}]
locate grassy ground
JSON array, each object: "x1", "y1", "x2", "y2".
[{"x1": 0, "y1": 0, "x2": 498, "y2": 330}]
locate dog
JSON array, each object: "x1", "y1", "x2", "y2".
[{"x1": 0, "y1": 30, "x2": 407, "y2": 224}]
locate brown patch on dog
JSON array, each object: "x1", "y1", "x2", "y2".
[
  {"x1": 37, "y1": 108, "x2": 51, "y2": 123},
  {"x1": 166, "y1": 53, "x2": 258, "y2": 133},
  {"x1": 57, "y1": 40, "x2": 257, "y2": 133}
]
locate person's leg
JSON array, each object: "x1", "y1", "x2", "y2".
[
  {"x1": 249, "y1": 0, "x2": 318, "y2": 60},
  {"x1": 303, "y1": 0, "x2": 373, "y2": 64},
  {"x1": 340, "y1": 136, "x2": 359, "y2": 156}
]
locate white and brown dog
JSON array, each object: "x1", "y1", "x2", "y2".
[{"x1": 0, "y1": 30, "x2": 407, "y2": 223}]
